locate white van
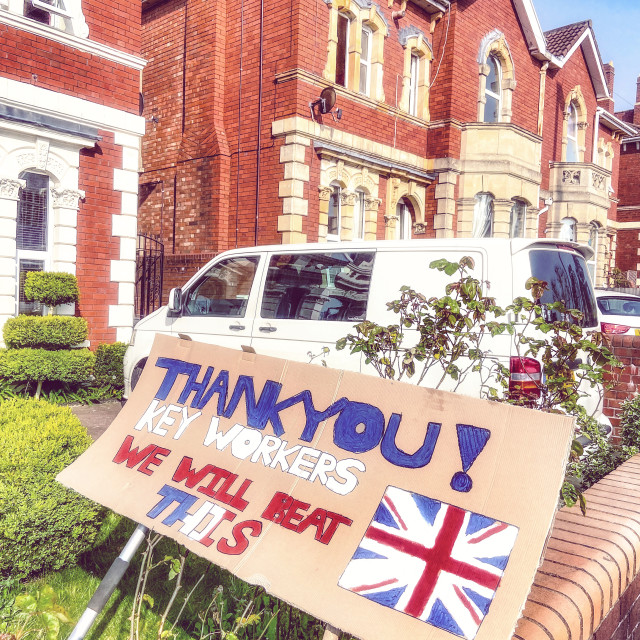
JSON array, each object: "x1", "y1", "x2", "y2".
[{"x1": 124, "y1": 238, "x2": 605, "y2": 425}]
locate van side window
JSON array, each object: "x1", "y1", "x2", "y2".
[
  {"x1": 261, "y1": 252, "x2": 374, "y2": 321},
  {"x1": 184, "y1": 256, "x2": 259, "y2": 317}
]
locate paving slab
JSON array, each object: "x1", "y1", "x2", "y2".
[{"x1": 70, "y1": 400, "x2": 121, "y2": 441}]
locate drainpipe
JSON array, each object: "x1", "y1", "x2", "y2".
[{"x1": 254, "y1": 0, "x2": 264, "y2": 245}]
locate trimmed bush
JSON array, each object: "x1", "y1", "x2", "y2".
[
  {"x1": 0, "y1": 348, "x2": 94, "y2": 384},
  {"x1": 620, "y1": 395, "x2": 640, "y2": 449},
  {"x1": 3, "y1": 315, "x2": 88, "y2": 349},
  {"x1": 0, "y1": 398, "x2": 104, "y2": 579},
  {"x1": 24, "y1": 271, "x2": 79, "y2": 308},
  {"x1": 94, "y1": 342, "x2": 127, "y2": 388}
]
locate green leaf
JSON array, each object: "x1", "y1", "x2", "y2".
[
  {"x1": 15, "y1": 593, "x2": 37, "y2": 612},
  {"x1": 142, "y1": 593, "x2": 155, "y2": 609}
]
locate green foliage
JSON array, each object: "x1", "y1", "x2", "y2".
[
  {"x1": 336, "y1": 256, "x2": 630, "y2": 511},
  {"x1": 3, "y1": 315, "x2": 88, "y2": 349},
  {"x1": 94, "y1": 342, "x2": 127, "y2": 389},
  {"x1": 568, "y1": 416, "x2": 638, "y2": 495},
  {"x1": 336, "y1": 257, "x2": 509, "y2": 391},
  {"x1": 24, "y1": 271, "x2": 80, "y2": 309},
  {"x1": 0, "y1": 398, "x2": 104, "y2": 580},
  {"x1": 0, "y1": 348, "x2": 94, "y2": 384},
  {"x1": 619, "y1": 395, "x2": 640, "y2": 449},
  {"x1": 0, "y1": 584, "x2": 73, "y2": 639}
]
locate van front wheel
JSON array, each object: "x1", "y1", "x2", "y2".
[{"x1": 131, "y1": 359, "x2": 147, "y2": 392}]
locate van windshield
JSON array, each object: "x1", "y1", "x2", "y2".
[{"x1": 529, "y1": 249, "x2": 598, "y2": 327}]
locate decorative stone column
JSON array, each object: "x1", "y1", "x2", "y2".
[
  {"x1": 384, "y1": 213, "x2": 398, "y2": 239},
  {"x1": 318, "y1": 185, "x2": 332, "y2": 242},
  {"x1": 0, "y1": 177, "x2": 24, "y2": 343},
  {"x1": 492, "y1": 199, "x2": 514, "y2": 238},
  {"x1": 51, "y1": 188, "x2": 83, "y2": 275},
  {"x1": 364, "y1": 196, "x2": 381, "y2": 240},
  {"x1": 433, "y1": 166, "x2": 459, "y2": 238},
  {"x1": 340, "y1": 190, "x2": 358, "y2": 241},
  {"x1": 456, "y1": 197, "x2": 476, "y2": 237}
]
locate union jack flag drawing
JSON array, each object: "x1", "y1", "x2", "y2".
[{"x1": 338, "y1": 486, "x2": 518, "y2": 639}]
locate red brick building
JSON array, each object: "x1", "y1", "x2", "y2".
[
  {"x1": 614, "y1": 80, "x2": 640, "y2": 281},
  {"x1": 139, "y1": 0, "x2": 634, "y2": 293},
  {"x1": 0, "y1": 0, "x2": 145, "y2": 345}
]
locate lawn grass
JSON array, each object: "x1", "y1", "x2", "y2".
[{"x1": 11, "y1": 512, "x2": 332, "y2": 640}]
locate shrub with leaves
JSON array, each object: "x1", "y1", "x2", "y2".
[
  {"x1": 619, "y1": 395, "x2": 640, "y2": 449},
  {"x1": 337, "y1": 256, "x2": 628, "y2": 511},
  {"x1": 24, "y1": 271, "x2": 79, "y2": 310},
  {"x1": 94, "y1": 342, "x2": 127, "y2": 389},
  {"x1": 0, "y1": 348, "x2": 94, "y2": 385},
  {"x1": 0, "y1": 398, "x2": 104, "y2": 580},
  {"x1": 3, "y1": 315, "x2": 88, "y2": 349}
]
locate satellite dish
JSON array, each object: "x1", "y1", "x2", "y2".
[
  {"x1": 309, "y1": 87, "x2": 341, "y2": 122},
  {"x1": 319, "y1": 87, "x2": 337, "y2": 114}
]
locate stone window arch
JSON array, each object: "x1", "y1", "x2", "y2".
[
  {"x1": 386, "y1": 178, "x2": 426, "y2": 239},
  {"x1": 324, "y1": 0, "x2": 388, "y2": 101},
  {"x1": 398, "y1": 27, "x2": 432, "y2": 120},
  {"x1": 477, "y1": 31, "x2": 515, "y2": 123},
  {"x1": 562, "y1": 87, "x2": 588, "y2": 163}
]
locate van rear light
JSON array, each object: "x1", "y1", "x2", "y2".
[
  {"x1": 509, "y1": 356, "x2": 542, "y2": 398},
  {"x1": 601, "y1": 322, "x2": 629, "y2": 335}
]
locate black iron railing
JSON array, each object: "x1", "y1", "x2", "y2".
[{"x1": 135, "y1": 234, "x2": 164, "y2": 319}]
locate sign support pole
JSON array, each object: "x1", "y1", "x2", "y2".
[
  {"x1": 322, "y1": 624, "x2": 341, "y2": 640},
  {"x1": 68, "y1": 524, "x2": 149, "y2": 640}
]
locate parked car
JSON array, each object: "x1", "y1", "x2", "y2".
[
  {"x1": 595, "y1": 289, "x2": 640, "y2": 335},
  {"x1": 124, "y1": 238, "x2": 610, "y2": 431}
]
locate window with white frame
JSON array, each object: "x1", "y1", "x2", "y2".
[
  {"x1": 408, "y1": 53, "x2": 419, "y2": 117},
  {"x1": 472, "y1": 193, "x2": 494, "y2": 237},
  {"x1": 566, "y1": 102, "x2": 579, "y2": 163},
  {"x1": 359, "y1": 25, "x2": 372, "y2": 95},
  {"x1": 353, "y1": 190, "x2": 366, "y2": 240},
  {"x1": 327, "y1": 183, "x2": 341, "y2": 241},
  {"x1": 20, "y1": 0, "x2": 88, "y2": 37},
  {"x1": 510, "y1": 199, "x2": 526, "y2": 238},
  {"x1": 396, "y1": 199, "x2": 412, "y2": 239},
  {"x1": 336, "y1": 13, "x2": 350, "y2": 88},
  {"x1": 483, "y1": 55, "x2": 501, "y2": 123},
  {"x1": 17, "y1": 171, "x2": 51, "y2": 315},
  {"x1": 559, "y1": 217, "x2": 577, "y2": 242}
]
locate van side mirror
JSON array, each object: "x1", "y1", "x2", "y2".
[{"x1": 168, "y1": 287, "x2": 182, "y2": 313}]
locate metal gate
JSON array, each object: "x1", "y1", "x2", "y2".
[{"x1": 135, "y1": 234, "x2": 164, "y2": 320}]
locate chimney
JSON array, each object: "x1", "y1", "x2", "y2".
[{"x1": 598, "y1": 61, "x2": 615, "y2": 113}]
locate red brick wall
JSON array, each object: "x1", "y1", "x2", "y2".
[
  {"x1": 603, "y1": 335, "x2": 640, "y2": 437},
  {"x1": 76, "y1": 134, "x2": 124, "y2": 345},
  {"x1": 0, "y1": 15, "x2": 140, "y2": 111}
]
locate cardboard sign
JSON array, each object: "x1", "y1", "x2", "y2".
[{"x1": 58, "y1": 335, "x2": 574, "y2": 640}]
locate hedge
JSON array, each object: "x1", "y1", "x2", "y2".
[
  {"x1": 0, "y1": 398, "x2": 104, "y2": 579},
  {"x1": 94, "y1": 342, "x2": 127, "y2": 388},
  {"x1": 0, "y1": 348, "x2": 94, "y2": 384},
  {"x1": 24, "y1": 271, "x2": 79, "y2": 308},
  {"x1": 3, "y1": 315, "x2": 88, "y2": 349}
]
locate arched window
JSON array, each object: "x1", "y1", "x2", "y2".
[
  {"x1": 408, "y1": 53, "x2": 420, "y2": 116},
  {"x1": 396, "y1": 199, "x2": 412, "y2": 239},
  {"x1": 336, "y1": 13, "x2": 350, "y2": 88},
  {"x1": 484, "y1": 55, "x2": 501, "y2": 123},
  {"x1": 353, "y1": 190, "x2": 366, "y2": 240},
  {"x1": 509, "y1": 199, "x2": 526, "y2": 238},
  {"x1": 566, "y1": 102, "x2": 579, "y2": 163},
  {"x1": 17, "y1": 171, "x2": 51, "y2": 314},
  {"x1": 473, "y1": 193, "x2": 494, "y2": 237},
  {"x1": 559, "y1": 217, "x2": 577, "y2": 242},
  {"x1": 327, "y1": 183, "x2": 342, "y2": 241}
]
